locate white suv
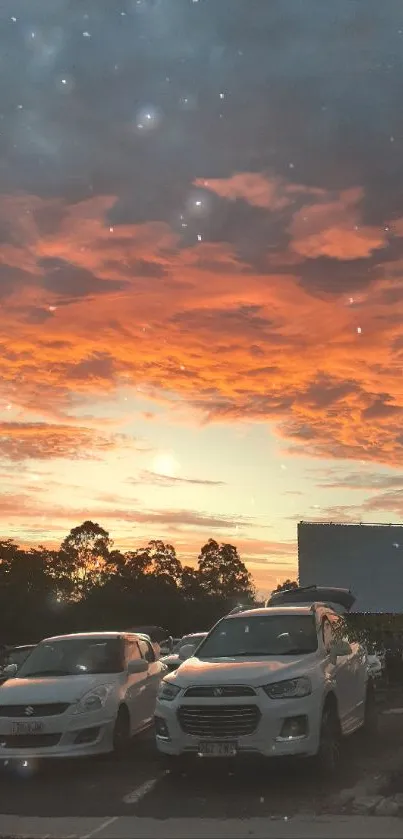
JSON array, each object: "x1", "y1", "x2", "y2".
[{"x1": 155, "y1": 593, "x2": 375, "y2": 773}]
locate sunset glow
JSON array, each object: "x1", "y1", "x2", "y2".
[{"x1": 2, "y1": 1, "x2": 403, "y2": 595}]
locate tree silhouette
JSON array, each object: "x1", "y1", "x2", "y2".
[
  {"x1": 181, "y1": 565, "x2": 203, "y2": 601},
  {"x1": 60, "y1": 520, "x2": 113, "y2": 598},
  {"x1": 274, "y1": 579, "x2": 298, "y2": 593},
  {"x1": 198, "y1": 539, "x2": 255, "y2": 602},
  {"x1": 146, "y1": 540, "x2": 182, "y2": 583},
  {"x1": 0, "y1": 524, "x2": 255, "y2": 643}
]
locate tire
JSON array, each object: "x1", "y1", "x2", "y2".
[
  {"x1": 112, "y1": 706, "x2": 131, "y2": 757},
  {"x1": 362, "y1": 680, "x2": 378, "y2": 737},
  {"x1": 316, "y1": 703, "x2": 341, "y2": 775}
]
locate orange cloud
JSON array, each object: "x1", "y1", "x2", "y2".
[
  {"x1": 193, "y1": 173, "x2": 292, "y2": 210},
  {"x1": 0, "y1": 422, "x2": 136, "y2": 461},
  {"x1": 193, "y1": 172, "x2": 324, "y2": 211},
  {"x1": 289, "y1": 188, "x2": 387, "y2": 260},
  {"x1": 0, "y1": 182, "x2": 403, "y2": 473},
  {"x1": 194, "y1": 175, "x2": 386, "y2": 261}
]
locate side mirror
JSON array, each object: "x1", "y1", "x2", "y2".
[
  {"x1": 329, "y1": 639, "x2": 352, "y2": 660},
  {"x1": 178, "y1": 643, "x2": 196, "y2": 661},
  {"x1": 3, "y1": 663, "x2": 18, "y2": 677},
  {"x1": 127, "y1": 658, "x2": 148, "y2": 674}
]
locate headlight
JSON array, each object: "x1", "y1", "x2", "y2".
[
  {"x1": 262, "y1": 677, "x2": 312, "y2": 699},
  {"x1": 158, "y1": 681, "x2": 181, "y2": 701},
  {"x1": 73, "y1": 684, "x2": 115, "y2": 714}
]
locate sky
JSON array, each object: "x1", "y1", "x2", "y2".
[{"x1": 2, "y1": 0, "x2": 403, "y2": 594}]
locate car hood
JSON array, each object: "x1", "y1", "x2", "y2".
[
  {"x1": 0, "y1": 673, "x2": 117, "y2": 704},
  {"x1": 173, "y1": 654, "x2": 317, "y2": 687}
]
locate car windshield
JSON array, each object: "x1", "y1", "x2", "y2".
[
  {"x1": 8, "y1": 648, "x2": 34, "y2": 668},
  {"x1": 197, "y1": 615, "x2": 318, "y2": 658},
  {"x1": 17, "y1": 638, "x2": 124, "y2": 678}
]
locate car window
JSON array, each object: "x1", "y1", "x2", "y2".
[
  {"x1": 197, "y1": 614, "x2": 318, "y2": 658},
  {"x1": 18, "y1": 638, "x2": 125, "y2": 677},
  {"x1": 322, "y1": 618, "x2": 334, "y2": 650},
  {"x1": 125, "y1": 639, "x2": 141, "y2": 665},
  {"x1": 10, "y1": 648, "x2": 33, "y2": 667},
  {"x1": 138, "y1": 639, "x2": 155, "y2": 663}
]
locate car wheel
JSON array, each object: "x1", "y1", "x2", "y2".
[
  {"x1": 362, "y1": 680, "x2": 378, "y2": 737},
  {"x1": 316, "y1": 704, "x2": 341, "y2": 775},
  {"x1": 112, "y1": 706, "x2": 131, "y2": 757}
]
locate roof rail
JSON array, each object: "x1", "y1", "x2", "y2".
[{"x1": 227, "y1": 605, "x2": 248, "y2": 616}]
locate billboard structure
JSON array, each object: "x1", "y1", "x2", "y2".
[{"x1": 298, "y1": 521, "x2": 403, "y2": 613}]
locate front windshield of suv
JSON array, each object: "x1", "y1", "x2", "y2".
[
  {"x1": 7, "y1": 647, "x2": 34, "y2": 668},
  {"x1": 17, "y1": 638, "x2": 124, "y2": 678},
  {"x1": 197, "y1": 615, "x2": 318, "y2": 658}
]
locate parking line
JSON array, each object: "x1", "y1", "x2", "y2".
[
  {"x1": 80, "y1": 816, "x2": 118, "y2": 839},
  {"x1": 122, "y1": 773, "x2": 167, "y2": 805}
]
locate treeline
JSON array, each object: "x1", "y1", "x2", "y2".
[{"x1": 0, "y1": 521, "x2": 256, "y2": 645}]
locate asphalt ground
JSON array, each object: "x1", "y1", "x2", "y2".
[{"x1": 0, "y1": 711, "x2": 402, "y2": 822}]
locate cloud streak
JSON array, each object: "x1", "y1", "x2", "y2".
[
  {"x1": 0, "y1": 421, "x2": 128, "y2": 461},
  {"x1": 317, "y1": 470, "x2": 403, "y2": 491},
  {"x1": 135, "y1": 470, "x2": 226, "y2": 488}
]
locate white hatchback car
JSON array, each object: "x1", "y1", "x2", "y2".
[
  {"x1": 155, "y1": 598, "x2": 375, "y2": 773},
  {"x1": 0, "y1": 631, "x2": 166, "y2": 760}
]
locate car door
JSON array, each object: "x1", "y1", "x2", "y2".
[
  {"x1": 123, "y1": 638, "x2": 149, "y2": 733},
  {"x1": 138, "y1": 638, "x2": 161, "y2": 724},
  {"x1": 333, "y1": 616, "x2": 367, "y2": 725},
  {"x1": 322, "y1": 615, "x2": 356, "y2": 732}
]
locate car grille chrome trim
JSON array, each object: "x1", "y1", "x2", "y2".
[
  {"x1": 0, "y1": 703, "x2": 70, "y2": 717},
  {"x1": 184, "y1": 685, "x2": 256, "y2": 698},
  {"x1": 178, "y1": 704, "x2": 260, "y2": 737}
]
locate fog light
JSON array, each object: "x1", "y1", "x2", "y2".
[
  {"x1": 277, "y1": 715, "x2": 308, "y2": 740},
  {"x1": 74, "y1": 726, "x2": 100, "y2": 744},
  {"x1": 155, "y1": 716, "x2": 170, "y2": 740}
]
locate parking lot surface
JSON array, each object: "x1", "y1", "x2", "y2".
[{"x1": 0, "y1": 712, "x2": 402, "y2": 822}]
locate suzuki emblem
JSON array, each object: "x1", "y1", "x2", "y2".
[{"x1": 24, "y1": 706, "x2": 34, "y2": 716}]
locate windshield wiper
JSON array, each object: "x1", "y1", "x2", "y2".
[
  {"x1": 280, "y1": 648, "x2": 315, "y2": 655},
  {"x1": 203, "y1": 649, "x2": 315, "y2": 657},
  {"x1": 21, "y1": 669, "x2": 71, "y2": 677},
  {"x1": 204, "y1": 651, "x2": 270, "y2": 657}
]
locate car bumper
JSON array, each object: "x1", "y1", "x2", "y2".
[
  {"x1": 155, "y1": 694, "x2": 322, "y2": 759},
  {"x1": 0, "y1": 710, "x2": 116, "y2": 760}
]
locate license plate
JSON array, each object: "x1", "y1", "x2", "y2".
[
  {"x1": 198, "y1": 741, "x2": 237, "y2": 757},
  {"x1": 10, "y1": 721, "x2": 44, "y2": 736}
]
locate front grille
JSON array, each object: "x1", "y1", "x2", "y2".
[
  {"x1": 0, "y1": 733, "x2": 61, "y2": 748},
  {"x1": 0, "y1": 703, "x2": 70, "y2": 718},
  {"x1": 178, "y1": 704, "x2": 260, "y2": 737},
  {"x1": 184, "y1": 685, "x2": 256, "y2": 698}
]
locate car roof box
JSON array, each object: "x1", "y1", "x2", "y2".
[{"x1": 266, "y1": 585, "x2": 355, "y2": 612}]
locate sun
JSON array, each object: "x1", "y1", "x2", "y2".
[{"x1": 152, "y1": 452, "x2": 179, "y2": 477}]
